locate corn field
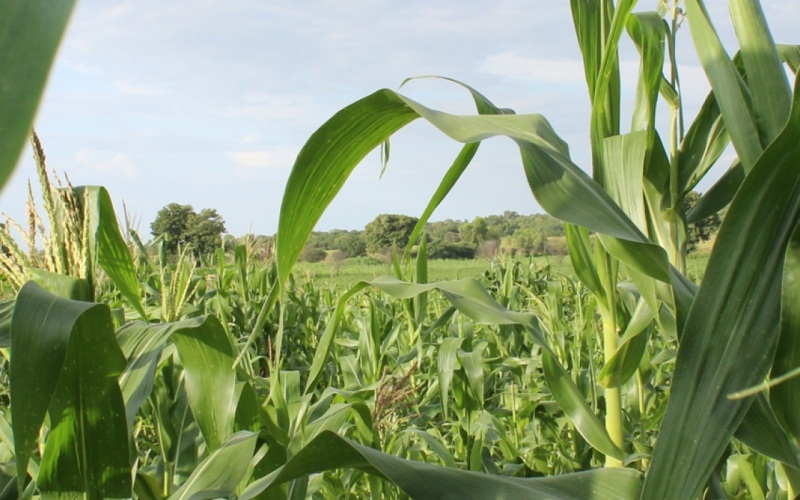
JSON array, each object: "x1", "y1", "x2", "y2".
[{"x1": 1, "y1": 0, "x2": 800, "y2": 498}]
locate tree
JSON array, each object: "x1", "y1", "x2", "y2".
[
  {"x1": 364, "y1": 214, "x2": 418, "y2": 254},
  {"x1": 332, "y1": 230, "x2": 366, "y2": 258},
  {"x1": 151, "y1": 203, "x2": 226, "y2": 257},
  {"x1": 150, "y1": 203, "x2": 195, "y2": 254},
  {"x1": 186, "y1": 208, "x2": 226, "y2": 256}
]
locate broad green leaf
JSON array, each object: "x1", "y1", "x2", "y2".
[
  {"x1": 29, "y1": 268, "x2": 91, "y2": 301},
  {"x1": 627, "y1": 12, "x2": 666, "y2": 145},
  {"x1": 687, "y1": 160, "x2": 743, "y2": 223},
  {"x1": 438, "y1": 337, "x2": 463, "y2": 419},
  {"x1": 735, "y1": 394, "x2": 800, "y2": 469},
  {"x1": 276, "y1": 88, "x2": 674, "y2": 290},
  {"x1": 304, "y1": 282, "x2": 371, "y2": 394},
  {"x1": 728, "y1": 0, "x2": 791, "y2": 143},
  {"x1": 602, "y1": 132, "x2": 648, "y2": 232},
  {"x1": 398, "y1": 76, "x2": 503, "y2": 261},
  {"x1": 171, "y1": 315, "x2": 238, "y2": 451},
  {"x1": 11, "y1": 282, "x2": 130, "y2": 497},
  {"x1": 684, "y1": 0, "x2": 762, "y2": 172},
  {"x1": 586, "y1": 0, "x2": 635, "y2": 176},
  {"x1": 169, "y1": 431, "x2": 258, "y2": 500},
  {"x1": 642, "y1": 71, "x2": 800, "y2": 499},
  {"x1": 0, "y1": 1, "x2": 75, "y2": 192},
  {"x1": 339, "y1": 276, "x2": 621, "y2": 460},
  {"x1": 565, "y1": 224, "x2": 605, "y2": 306},
  {"x1": 277, "y1": 91, "x2": 418, "y2": 283},
  {"x1": 116, "y1": 316, "x2": 200, "y2": 426},
  {"x1": 75, "y1": 186, "x2": 147, "y2": 320},
  {"x1": 240, "y1": 430, "x2": 642, "y2": 500},
  {"x1": 597, "y1": 298, "x2": 653, "y2": 388},
  {"x1": 542, "y1": 350, "x2": 624, "y2": 461},
  {"x1": 678, "y1": 90, "x2": 730, "y2": 196},
  {"x1": 778, "y1": 44, "x2": 800, "y2": 74},
  {"x1": 458, "y1": 347, "x2": 484, "y2": 408},
  {"x1": 770, "y1": 221, "x2": 800, "y2": 439},
  {"x1": 570, "y1": 0, "x2": 613, "y2": 100}
]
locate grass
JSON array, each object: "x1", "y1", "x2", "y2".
[{"x1": 292, "y1": 254, "x2": 579, "y2": 288}]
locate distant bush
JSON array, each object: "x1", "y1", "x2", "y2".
[
  {"x1": 428, "y1": 241, "x2": 477, "y2": 260},
  {"x1": 299, "y1": 245, "x2": 326, "y2": 263}
]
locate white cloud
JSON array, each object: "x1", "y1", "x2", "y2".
[
  {"x1": 241, "y1": 133, "x2": 260, "y2": 144},
  {"x1": 75, "y1": 150, "x2": 137, "y2": 177}
]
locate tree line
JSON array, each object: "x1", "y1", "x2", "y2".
[{"x1": 149, "y1": 198, "x2": 721, "y2": 262}]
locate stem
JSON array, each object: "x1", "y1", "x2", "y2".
[{"x1": 601, "y1": 307, "x2": 624, "y2": 467}]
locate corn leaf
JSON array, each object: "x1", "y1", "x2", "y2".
[
  {"x1": 319, "y1": 276, "x2": 623, "y2": 461},
  {"x1": 76, "y1": 186, "x2": 147, "y2": 320},
  {"x1": 28, "y1": 268, "x2": 91, "y2": 301},
  {"x1": 677, "y1": 90, "x2": 730, "y2": 196},
  {"x1": 642, "y1": 71, "x2": 800, "y2": 499},
  {"x1": 770, "y1": 222, "x2": 800, "y2": 439},
  {"x1": 277, "y1": 89, "x2": 675, "y2": 288},
  {"x1": 684, "y1": 0, "x2": 762, "y2": 172},
  {"x1": 735, "y1": 394, "x2": 800, "y2": 469},
  {"x1": 0, "y1": 1, "x2": 75, "y2": 191},
  {"x1": 728, "y1": 0, "x2": 791, "y2": 143},
  {"x1": 627, "y1": 12, "x2": 666, "y2": 143},
  {"x1": 11, "y1": 282, "x2": 130, "y2": 497},
  {"x1": 170, "y1": 315, "x2": 238, "y2": 451},
  {"x1": 170, "y1": 430, "x2": 258, "y2": 500},
  {"x1": 240, "y1": 430, "x2": 641, "y2": 500},
  {"x1": 438, "y1": 337, "x2": 463, "y2": 420},
  {"x1": 116, "y1": 315, "x2": 235, "y2": 436},
  {"x1": 277, "y1": 92, "x2": 418, "y2": 284}
]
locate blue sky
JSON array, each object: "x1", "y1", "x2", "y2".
[{"x1": 2, "y1": 1, "x2": 797, "y2": 237}]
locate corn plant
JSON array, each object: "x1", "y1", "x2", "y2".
[{"x1": 272, "y1": 0, "x2": 800, "y2": 498}]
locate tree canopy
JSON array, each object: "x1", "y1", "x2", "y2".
[{"x1": 151, "y1": 203, "x2": 226, "y2": 256}]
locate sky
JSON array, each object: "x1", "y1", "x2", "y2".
[{"x1": 2, "y1": 1, "x2": 798, "y2": 237}]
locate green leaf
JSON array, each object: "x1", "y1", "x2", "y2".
[
  {"x1": 28, "y1": 268, "x2": 91, "y2": 301},
  {"x1": 240, "y1": 430, "x2": 641, "y2": 499},
  {"x1": 728, "y1": 0, "x2": 792, "y2": 143},
  {"x1": 170, "y1": 315, "x2": 238, "y2": 451},
  {"x1": 0, "y1": 1, "x2": 75, "y2": 191},
  {"x1": 686, "y1": 160, "x2": 743, "y2": 223},
  {"x1": 602, "y1": 132, "x2": 648, "y2": 232},
  {"x1": 597, "y1": 298, "x2": 653, "y2": 388},
  {"x1": 329, "y1": 276, "x2": 622, "y2": 460},
  {"x1": 678, "y1": 90, "x2": 730, "y2": 196},
  {"x1": 684, "y1": 0, "x2": 763, "y2": 172},
  {"x1": 76, "y1": 186, "x2": 147, "y2": 320},
  {"x1": 117, "y1": 316, "x2": 230, "y2": 426},
  {"x1": 642, "y1": 71, "x2": 800, "y2": 499},
  {"x1": 735, "y1": 394, "x2": 800, "y2": 469},
  {"x1": 11, "y1": 282, "x2": 130, "y2": 497},
  {"x1": 770, "y1": 221, "x2": 800, "y2": 439},
  {"x1": 277, "y1": 91, "x2": 418, "y2": 283},
  {"x1": 276, "y1": 88, "x2": 674, "y2": 290},
  {"x1": 169, "y1": 431, "x2": 258, "y2": 500},
  {"x1": 542, "y1": 350, "x2": 623, "y2": 461},
  {"x1": 438, "y1": 337, "x2": 463, "y2": 420},
  {"x1": 458, "y1": 347, "x2": 484, "y2": 407},
  {"x1": 626, "y1": 12, "x2": 666, "y2": 144},
  {"x1": 778, "y1": 44, "x2": 800, "y2": 74}
]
